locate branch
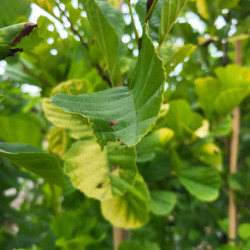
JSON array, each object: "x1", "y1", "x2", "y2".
[{"x1": 145, "y1": 0, "x2": 158, "y2": 22}]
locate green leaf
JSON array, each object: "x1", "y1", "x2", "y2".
[
  {"x1": 64, "y1": 139, "x2": 137, "y2": 201},
  {"x1": 216, "y1": 0, "x2": 240, "y2": 10},
  {"x1": 159, "y1": 45, "x2": 196, "y2": 75},
  {"x1": 101, "y1": 174, "x2": 149, "y2": 229},
  {"x1": 81, "y1": 0, "x2": 121, "y2": 85},
  {"x1": 159, "y1": 0, "x2": 188, "y2": 44},
  {"x1": 196, "y1": 0, "x2": 210, "y2": 20},
  {"x1": 195, "y1": 77, "x2": 220, "y2": 120},
  {"x1": 149, "y1": 190, "x2": 177, "y2": 215},
  {"x1": 214, "y1": 88, "x2": 246, "y2": 116},
  {"x1": 178, "y1": 167, "x2": 221, "y2": 201},
  {"x1": 51, "y1": 79, "x2": 93, "y2": 96},
  {"x1": 42, "y1": 98, "x2": 92, "y2": 140},
  {"x1": 165, "y1": 99, "x2": 192, "y2": 141},
  {"x1": 119, "y1": 240, "x2": 160, "y2": 250},
  {"x1": 193, "y1": 142, "x2": 222, "y2": 168},
  {"x1": 136, "y1": 128, "x2": 174, "y2": 163},
  {"x1": 0, "y1": 0, "x2": 31, "y2": 27},
  {"x1": 47, "y1": 127, "x2": 69, "y2": 158},
  {"x1": 96, "y1": 1, "x2": 125, "y2": 37},
  {"x1": 211, "y1": 116, "x2": 232, "y2": 137},
  {"x1": 239, "y1": 224, "x2": 250, "y2": 239},
  {"x1": 52, "y1": 27, "x2": 165, "y2": 148},
  {"x1": 0, "y1": 115, "x2": 42, "y2": 148},
  {"x1": 228, "y1": 172, "x2": 250, "y2": 192},
  {"x1": 0, "y1": 22, "x2": 42, "y2": 60},
  {"x1": 0, "y1": 142, "x2": 67, "y2": 188},
  {"x1": 215, "y1": 65, "x2": 250, "y2": 91}
]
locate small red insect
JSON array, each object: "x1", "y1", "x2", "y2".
[{"x1": 108, "y1": 120, "x2": 118, "y2": 126}]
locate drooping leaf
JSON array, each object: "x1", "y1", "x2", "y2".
[
  {"x1": 101, "y1": 174, "x2": 149, "y2": 229},
  {"x1": 0, "y1": 22, "x2": 42, "y2": 60},
  {"x1": 119, "y1": 240, "x2": 161, "y2": 250},
  {"x1": 159, "y1": 0, "x2": 188, "y2": 44},
  {"x1": 52, "y1": 26, "x2": 165, "y2": 148},
  {"x1": 0, "y1": 142, "x2": 67, "y2": 188},
  {"x1": 64, "y1": 139, "x2": 137, "y2": 201},
  {"x1": 178, "y1": 167, "x2": 221, "y2": 201},
  {"x1": 81, "y1": 0, "x2": 121, "y2": 85},
  {"x1": 42, "y1": 98, "x2": 92, "y2": 140},
  {"x1": 149, "y1": 190, "x2": 177, "y2": 215}
]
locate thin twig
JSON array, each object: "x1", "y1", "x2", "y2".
[{"x1": 126, "y1": 0, "x2": 140, "y2": 46}]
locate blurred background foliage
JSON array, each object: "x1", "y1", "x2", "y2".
[{"x1": 0, "y1": 0, "x2": 250, "y2": 249}]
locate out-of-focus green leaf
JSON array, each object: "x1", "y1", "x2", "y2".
[
  {"x1": 165, "y1": 99, "x2": 192, "y2": 140},
  {"x1": 196, "y1": 0, "x2": 210, "y2": 20},
  {"x1": 47, "y1": 127, "x2": 69, "y2": 158},
  {"x1": 159, "y1": 0, "x2": 188, "y2": 44},
  {"x1": 42, "y1": 98, "x2": 92, "y2": 140},
  {"x1": 0, "y1": 0, "x2": 31, "y2": 27},
  {"x1": 159, "y1": 45, "x2": 196, "y2": 75},
  {"x1": 136, "y1": 128, "x2": 174, "y2": 163},
  {"x1": 214, "y1": 88, "x2": 246, "y2": 116},
  {"x1": 119, "y1": 240, "x2": 161, "y2": 250},
  {"x1": 81, "y1": 0, "x2": 121, "y2": 85},
  {"x1": 211, "y1": 116, "x2": 232, "y2": 137},
  {"x1": 101, "y1": 174, "x2": 149, "y2": 229},
  {"x1": 195, "y1": 77, "x2": 220, "y2": 120},
  {"x1": 216, "y1": 0, "x2": 240, "y2": 10},
  {"x1": 193, "y1": 142, "x2": 222, "y2": 168},
  {"x1": 0, "y1": 142, "x2": 67, "y2": 188},
  {"x1": 239, "y1": 224, "x2": 250, "y2": 239},
  {"x1": 51, "y1": 79, "x2": 93, "y2": 96},
  {"x1": 178, "y1": 167, "x2": 221, "y2": 201},
  {"x1": 96, "y1": 1, "x2": 125, "y2": 37},
  {"x1": 149, "y1": 190, "x2": 177, "y2": 215},
  {"x1": 52, "y1": 27, "x2": 165, "y2": 148},
  {"x1": 0, "y1": 115, "x2": 42, "y2": 148},
  {"x1": 215, "y1": 65, "x2": 250, "y2": 91},
  {"x1": 228, "y1": 172, "x2": 250, "y2": 191},
  {"x1": 64, "y1": 139, "x2": 137, "y2": 201}
]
